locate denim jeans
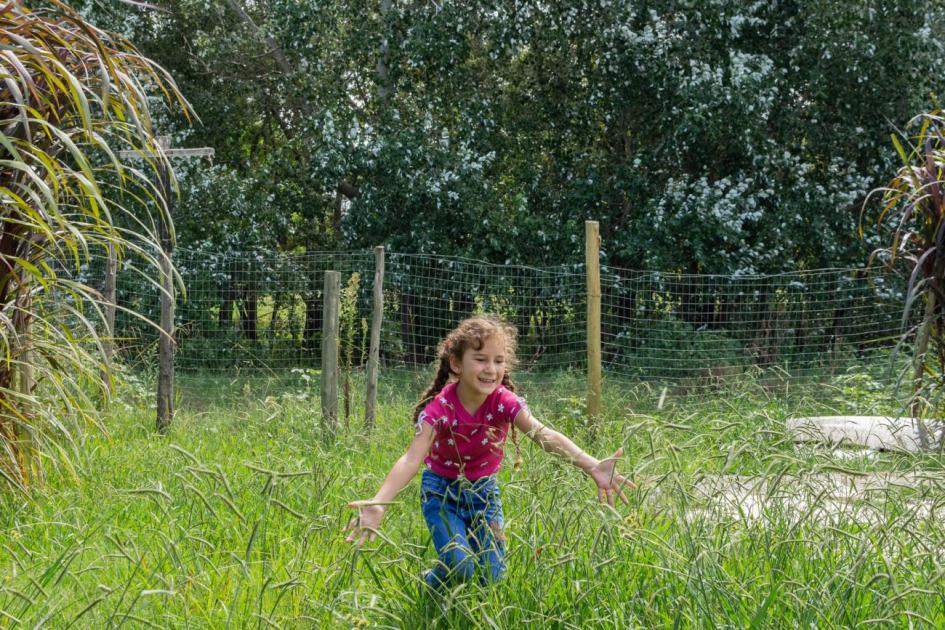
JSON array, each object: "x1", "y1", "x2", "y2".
[{"x1": 420, "y1": 469, "x2": 506, "y2": 588}]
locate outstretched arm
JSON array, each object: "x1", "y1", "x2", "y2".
[
  {"x1": 345, "y1": 422, "x2": 434, "y2": 545},
  {"x1": 514, "y1": 409, "x2": 636, "y2": 506}
]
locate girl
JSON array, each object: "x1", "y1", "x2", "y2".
[{"x1": 345, "y1": 316, "x2": 634, "y2": 589}]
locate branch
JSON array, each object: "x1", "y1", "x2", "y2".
[
  {"x1": 222, "y1": 0, "x2": 294, "y2": 78},
  {"x1": 337, "y1": 181, "x2": 361, "y2": 199}
]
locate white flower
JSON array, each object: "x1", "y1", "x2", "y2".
[
  {"x1": 486, "y1": 413, "x2": 494, "y2": 422},
  {"x1": 497, "y1": 404, "x2": 505, "y2": 413}
]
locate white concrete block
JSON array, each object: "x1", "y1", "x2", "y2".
[{"x1": 787, "y1": 416, "x2": 944, "y2": 453}]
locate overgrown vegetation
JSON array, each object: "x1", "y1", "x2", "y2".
[
  {"x1": 0, "y1": 373, "x2": 941, "y2": 627},
  {"x1": 870, "y1": 109, "x2": 945, "y2": 449},
  {"x1": 0, "y1": 1, "x2": 186, "y2": 490}
]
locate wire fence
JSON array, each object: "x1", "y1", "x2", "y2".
[{"x1": 91, "y1": 247, "x2": 913, "y2": 404}]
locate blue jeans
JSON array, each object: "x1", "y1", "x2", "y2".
[{"x1": 420, "y1": 469, "x2": 506, "y2": 588}]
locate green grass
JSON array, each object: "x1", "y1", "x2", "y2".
[{"x1": 1, "y1": 370, "x2": 943, "y2": 628}]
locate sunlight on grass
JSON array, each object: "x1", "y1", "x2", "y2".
[{"x1": 0, "y1": 370, "x2": 942, "y2": 627}]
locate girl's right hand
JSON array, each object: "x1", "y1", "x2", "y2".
[{"x1": 344, "y1": 502, "x2": 386, "y2": 545}]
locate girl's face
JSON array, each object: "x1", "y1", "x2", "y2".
[{"x1": 451, "y1": 334, "x2": 507, "y2": 401}]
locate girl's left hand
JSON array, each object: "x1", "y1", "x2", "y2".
[{"x1": 589, "y1": 447, "x2": 636, "y2": 506}]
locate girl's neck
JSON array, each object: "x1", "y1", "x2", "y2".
[{"x1": 454, "y1": 382, "x2": 487, "y2": 417}]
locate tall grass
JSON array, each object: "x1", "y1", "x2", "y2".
[{"x1": 0, "y1": 371, "x2": 942, "y2": 627}]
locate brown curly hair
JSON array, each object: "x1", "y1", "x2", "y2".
[{"x1": 413, "y1": 315, "x2": 524, "y2": 471}]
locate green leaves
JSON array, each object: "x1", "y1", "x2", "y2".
[
  {"x1": 870, "y1": 110, "x2": 945, "y2": 445},
  {"x1": 0, "y1": 1, "x2": 188, "y2": 490}
]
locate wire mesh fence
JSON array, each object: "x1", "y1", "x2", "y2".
[
  {"x1": 600, "y1": 266, "x2": 905, "y2": 390},
  {"x1": 91, "y1": 246, "x2": 914, "y2": 407}
]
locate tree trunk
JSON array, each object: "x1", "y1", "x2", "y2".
[
  {"x1": 453, "y1": 289, "x2": 475, "y2": 319},
  {"x1": 377, "y1": 0, "x2": 392, "y2": 103},
  {"x1": 240, "y1": 288, "x2": 258, "y2": 341},
  {"x1": 615, "y1": 290, "x2": 635, "y2": 353},
  {"x1": 400, "y1": 291, "x2": 419, "y2": 365},
  {"x1": 219, "y1": 275, "x2": 234, "y2": 332},
  {"x1": 304, "y1": 280, "x2": 323, "y2": 353}
]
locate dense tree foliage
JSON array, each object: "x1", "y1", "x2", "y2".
[
  {"x1": 69, "y1": 0, "x2": 945, "y2": 274},
  {"x1": 57, "y1": 0, "x2": 945, "y2": 380}
]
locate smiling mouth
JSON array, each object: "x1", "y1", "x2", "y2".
[{"x1": 478, "y1": 377, "x2": 496, "y2": 385}]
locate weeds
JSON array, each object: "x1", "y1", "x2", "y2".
[{"x1": 0, "y1": 371, "x2": 942, "y2": 626}]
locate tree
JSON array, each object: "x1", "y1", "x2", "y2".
[
  {"x1": 57, "y1": 0, "x2": 945, "y2": 370},
  {"x1": 0, "y1": 0, "x2": 187, "y2": 489},
  {"x1": 65, "y1": 0, "x2": 945, "y2": 274}
]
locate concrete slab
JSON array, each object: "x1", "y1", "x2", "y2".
[
  {"x1": 787, "y1": 416, "x2": 944, "y2": 453},
  {"x1": 679, "y1": 472, "x2": 945, "y2": 527}
]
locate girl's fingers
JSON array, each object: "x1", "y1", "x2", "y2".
[
  {"x1": 600, "y1": 487, "x2": 611, "y2": 506},
  {"x1": 359, "y1": 527, "x2": 379, "y2": 546},
  {"x1": 344, "y1": 515, "x2": 369, "y2": 544},
  {"x1": 613, "y1": 475, "x2": 637, "y2": 492}
]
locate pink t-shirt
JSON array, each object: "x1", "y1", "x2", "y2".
[{"x1": 418, "y1": 382, "x2": 527, "y2": 480}]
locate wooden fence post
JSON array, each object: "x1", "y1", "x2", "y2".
[
  {"x1": 118, "y1": 135, "x2": 213, "y2": 434},
  {"x1": 156, "y1": 139, "x2": 174, "y2": 434},
  {"x1": 102, "y1": 242, "x2": 117, "y2": 395},
  {"x1": 586, "y1": 221, "x2": 602, "y2": 421},
  {"x1": 364, "y1": 246, "x2": 385, "y2": 433},
  {"x1": 321, "y1": 271, "x2": 341, "y2": 440}
]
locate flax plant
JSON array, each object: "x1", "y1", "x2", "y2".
[
  {"x1": 868, "y1": 110, "x2": 945, "y2": 449},
  {"x1": 0, "y1": 0, "x2": 189, "y2": 490}
]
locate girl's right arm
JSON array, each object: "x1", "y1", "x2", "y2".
[{"x1": 344, "y1": 422, "x2": 435, "y2": 545}]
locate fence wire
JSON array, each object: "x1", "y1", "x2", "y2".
[
  {"x1": 102, "y1": 248, "x2": 913, "y2": 402},
  {"x1": 600, "y1": 266, "x2": 905, "y2": 390}
]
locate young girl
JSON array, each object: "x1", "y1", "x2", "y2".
[{"x1": 345, "y1": 316, "x2": 634, "y2": 589}]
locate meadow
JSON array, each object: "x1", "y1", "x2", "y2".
[{"x1": 0, "y1": 368, "x2": 943, "y2": 628}]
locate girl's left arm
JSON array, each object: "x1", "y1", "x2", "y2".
[{"x1": 514, "y1": 409, "x2": 636, "y2": 506}]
